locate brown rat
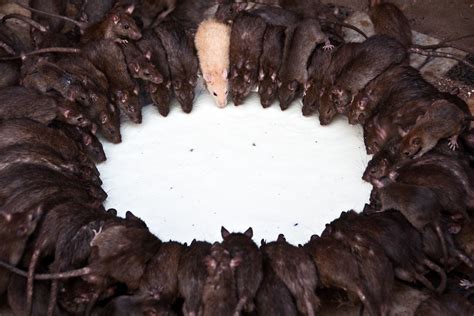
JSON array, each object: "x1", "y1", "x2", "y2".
[
  {"x1": 369, "y1": 0, "x2": 412, "y2": 47},
  {"x1": 399, "y1": 99, "x2": 467, "y2": 159},
  {"x1": 278, "y1": 18, "x2": 331, "y2": 111},
  {"x1": 154, "y1": 20, "x2": 198, "y2": 114},
  {"x1": 202, "y1": 243, "x2": 241, "y2": 316},
  {"x1": 258, "y1": 24, "x2": 285, "y2": 108},
  {"x1": 178, "y1": 240, "x2": 211, "y2": 316},
  {"x1": 229, "y1": 12, "x2": 267, "y2": 105},
  {"x1": 261, "y1": 234, "x2": 320, "y2": 316},
  {"x1": 139, "y1": 241, "x2": 186, "y2": 303},
  {"x1": 221, "y1": 227, "x2": 263, "y2": 313}
]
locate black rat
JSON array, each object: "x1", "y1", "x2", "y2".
[
  {"x1": 221, "y1": 227, "x2": 263, "y2": 313},
  {"x1": 229, "y1": 12, "x2": 267, "y2": 105},
  {"x1": 261, "y1": 234, "x2": 320, "y2": 316},
  {"x1": 154, "y1": 20, "x2": 198, "y2": 114},
  {"x1": 177, "y1": 240, "x2": 211, "y2": 316}
]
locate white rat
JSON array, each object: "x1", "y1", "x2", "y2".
[{"x1": 195, "y1": 18, "x2": 231, "y2": 108}]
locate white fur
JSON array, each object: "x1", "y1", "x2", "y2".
[{"x1": 194, "y1": 18, "x2": 231, "y2": 108}]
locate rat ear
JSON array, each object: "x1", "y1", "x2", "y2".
[
  {"x1": 125, "y1": 4, "x2": 135, "y2": 14},
  {"x1": 288, "y1": 81, "x2": 298, "y2": 91},
  {"x1": 222, "y1": 68, "x2": 228, "y2": 79},
  {"x1": 203, "y1": 72, "x2": 213, "y2": 83},
  {"x1": 221, "y1": 226, "x2": 230, "y2": 239},
  {"x1": 133, "y1": 86, "x2": 139, "y2": 95},
  {"x1": 277, "y1": 234, "x2": 286, "y2": 242},
  {"x1": 271, "y1": 72, "x2": 277, "y2": 81},
  {"x1": 83, "y1": 134, "x2": 92, "y2": 146},
  {"x1": 398, "y1": 126, "x2": 408, "y2": 137},
  {"x1": 145, "y1": 51, "x2": 152, "y2": 60},
  {"x1": 258, "y1": 70, "x2": 264, "y2": 81},
  {"x1": 1, "y1": 212, "x2": 12, "y2": 222},
  {"x1": 130, "y1": 62, "x2": 140, "y2": 73},
  {"x1": 112, "y1": 14, "x2": 120, "y2": 24},
  {"x1": 310, "y1": 234, "x2": 319, "y2": 241},
  {"x1": 244, "y1": 227, "x2": 253, "y2": 238}
]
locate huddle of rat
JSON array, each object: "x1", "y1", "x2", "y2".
[{"x1": 0, "y1": 0, "x2": 473, "y2": 315}]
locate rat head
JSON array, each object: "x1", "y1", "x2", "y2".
[
  {"x1": 221, "y1": 226, "x2": 253, "y2": 240},
  {"x1": 215, "y1": 3, "x2": 247, "y2": 24},
  {"x1": 258, "y1": 70, "x2": 278, "y2": 108},
  {"x1": 348, "y1": 94, "x2": 370, "y2": 125},
  {"x1": 110, "y1": 5, "x2": 142, "y2": 40},
  {"x1": 204, "y1": 69, "x2": 229, "y2": 108},
  {"x1": 82, "y1": 132, "x2": 106, "y2": 163},
  {"x1": 1, "y1": 206, "x2": 43, "y2": 265},
  {"x1": 128, "y1": 51, "x2": 163, "y2": 84},
  {"x1": 230, "y1": 68, "x2": 254, "y2": 106},
  {"x1": 98, "y1": 103, "x2": 122, "y2": 144},
  {"x1": 302, "y1": 82, "x2": 321, "y2": 115},
  {"x1": 363, "y1": 151, "x2": 393, "y2": 183},
  {"x1": 113, "y1": 88, "x2": 142, "y2": 124},
  {"x1": 330, "y1": 86, "x2": 351, "y2": 115},
  {"x1": 149, "y1": 82, "x2": 172, "y2": 117},
  {"x1": 204, "y1": 243, "x2": 241, "y2": 278},
  {"x1": 399, "y1": 128, "x2": 423, "y2": 159},
  {"x1": 278, "y1": 80, "x2": 299, "y2": 111},
  {"x1": 57, "y1": 102, "x2": 92, "y2": 128},
  {"x1": 174, "y1": 78, "x2": 196, "y2": 113}
]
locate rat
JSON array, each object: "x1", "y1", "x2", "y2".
[
  {"x1": 399, "y1": 99, "x2": 468, "y2": 158},
  {"x1": 177, "y1": 240, "x2": 211, "y2": 316},
  {"x1": 372, "y1": 176, "x2": 449, "y2": 267},
  {"x1": 323, "y1": 210, "x2": 447, "y2": 293},
  {"x1": 369, "y1": 0, "x2": 412, "y2": 47},
  {"x1": 137, "y1": 29, "x2": 173, "y2": 117},
  {"x1": 301, "y1": 45, "x2": 333, "y2": 116},
  {"x1": 202, "y1": 243, "x2": 241, "y2": 316},
  {"x1": 119, "y1": 41, "x2": 163, "y2": 84},
  {"x1": 0, "y1": 118, "x2": 91, "y2": 166},
  {"x1": 319, "y1": 35, "x2": 407, "y2": 123},
  {"x1": 362, "y1": 137, "x2": 401, "y2": 183},
  {"x1": 229, "y1": 12, "x2": 267, "y2": 105},
  {"x1": 195, "y1": 18, "x2": 231, "y2": 108},
  {"x1": 82, "y1": 39, "x2": 142, "y2": 124},
  {"x1": 52, "y1": 121, "x2": 106, "y2": 163},
  {"x1": 139, "y1": 241, "x2": 186, "y2": 303},
  {"x1": 303, "y1": 235, "x2": 381, "y2": 316},
  {"x1": 221, "y1": 227, "x2": 263, "y2": 313},
  {"x1": 255, "y1": 253, "x2": 298, "y2": 316},
  {"x1": 258, "y1": 24, "x2": 285, "y2": 108},
  {"x1": 17, "y1": 3, "x2": 142, "y2": 43},
  {"x1": 261, "y1": 234, "x2": 320, "y2": 316},
  {"x1": 415, "y1": 293, "x2": 474, "y2": 316},
  {"x1": 278, "y1": 18, "x2": 332, "y2": 110},
  {"x1": 155, "y1": 20, "x2": 199, "y2": 114}
]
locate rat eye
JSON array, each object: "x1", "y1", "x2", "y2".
[
  {"x1": 123, "y1": 24, "x2": 130, "y2": 30},
  {"x1": 213, "y1": 92, "x2": 217, "y2": 96}
]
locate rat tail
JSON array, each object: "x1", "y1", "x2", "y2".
[
  {"x1": 0, "y1": 47, "x2": 81, "y2": 61},
  {"x1": 14, "y1": 2, "x2": 84, "y2": 28},
  {"x1": 0, "y1": 260, "x2": 91, "y2": 280},
  {"x1": 408, "y1": 48, "x2": 474, "y2": 69},
  {"x1": 2, "y1": 14, "x2": 48, "y2": 32}
]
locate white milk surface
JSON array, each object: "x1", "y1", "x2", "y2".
[{"x1": 98, "y1": 92, "x2": 372, "y2": 245}]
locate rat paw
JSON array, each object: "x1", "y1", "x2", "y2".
[
  {"x1": 448, "y1": 135, "x2": 459, "y2": 150},
  {"x1": 323, "y1": 41, "x2": 335, "y2": 51},
  {"x1": 115, "y1": 39, "x2": 129, "y2": 45},
  {"x1": 460, "y1": 279, "x2": 473, "y2": 289}
]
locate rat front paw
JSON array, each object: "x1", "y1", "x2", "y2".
[
  {"x1": 448, "y1": 135, "x2": 459, "y2": 150},
  {"x1": 323, "y1": 41, "x2": 335, "y2": 51}
]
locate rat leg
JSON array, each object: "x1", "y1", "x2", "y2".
[{"x1": 448, "y1": 135, "x2": 459, "y2": 150}]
